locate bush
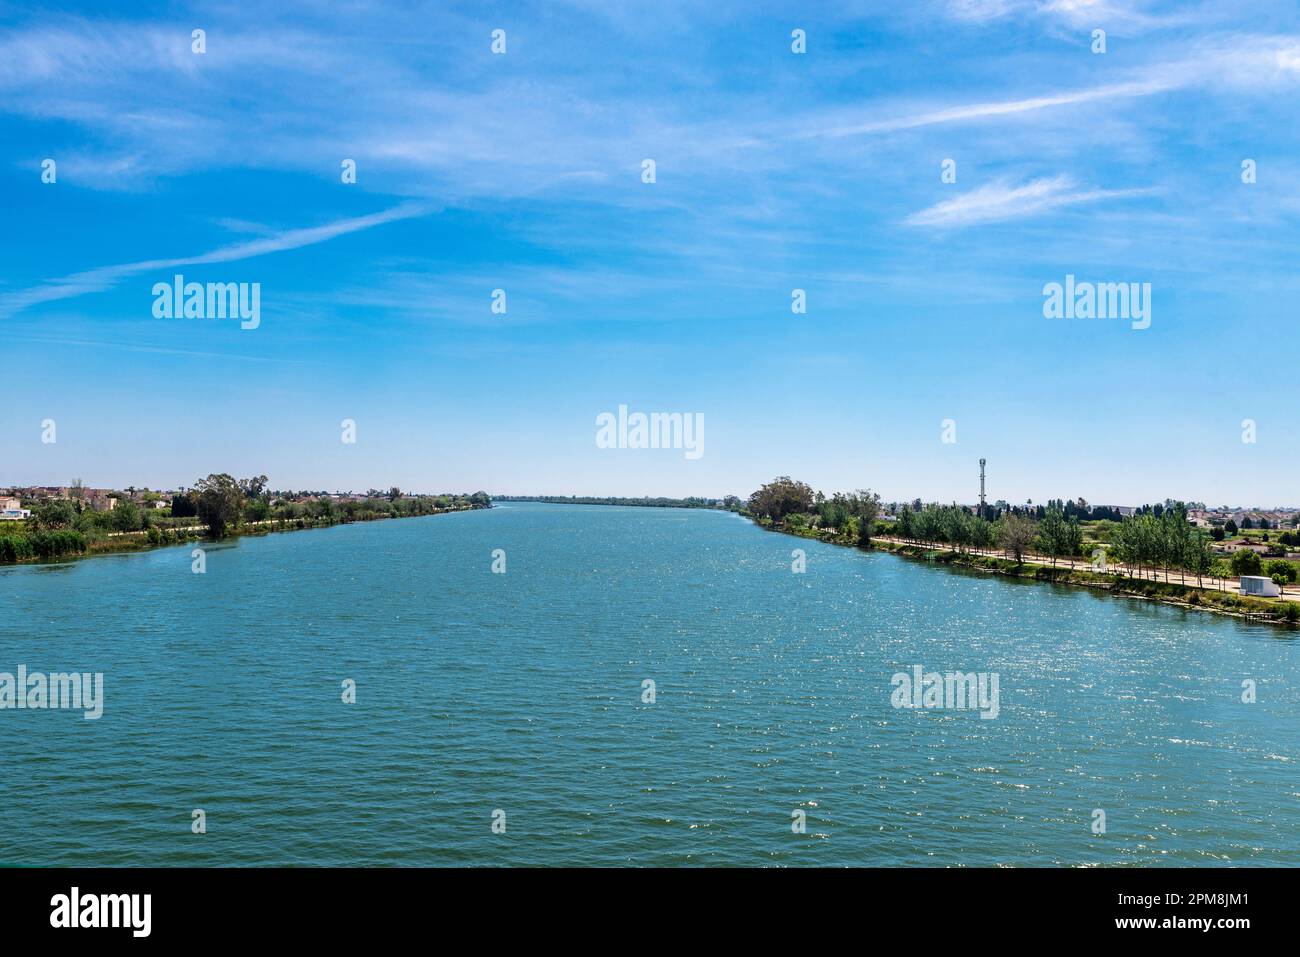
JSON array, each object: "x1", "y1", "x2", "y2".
[
  {"x1": 244, "y1": 498, "x2": 271, "y2": 523},
  {"x1": 0, "y1": 536, "x2": 35, "y2": 562},
  {"x1": 23, "y1": 530, "x2": 87, "y2": 560},
  {"x1": 35, "y1": 500, "x2": 77, "y2": 529},
  {"x1": 1264, "y1": 559, "x2": 1297, "y2": 583},
  {"x1": 112, "y1": 500, "x2": 143, "y2": 532},
  {"x1": 1230, "y1": 549, "x2": 1263, "y2": 576}
]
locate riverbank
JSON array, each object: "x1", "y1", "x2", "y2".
[
  {"x1": 751, "y1": 515, "x2": 1300, "y2": 628},
  {"x1": 0, "y1": 504, "x2": 487, "y2": 567}
]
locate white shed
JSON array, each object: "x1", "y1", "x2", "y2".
[{"x1": 1239, "y1": 575, "x2": 1281, "y2": 598}]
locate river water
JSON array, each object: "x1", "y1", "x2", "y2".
[{"x1": 1, "y1": 502, "x2": 1294, "y2": 865}]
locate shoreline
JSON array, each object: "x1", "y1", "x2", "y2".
[
  {"x1": 0, "y1": 504, "x2": 487, "y2": 569},
  {"x1": 751, "y1": 516, "x2": 1300, "y2": 630}
]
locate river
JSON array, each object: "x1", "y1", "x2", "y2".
[{"x1": 1, "y1": 502, "x2": 1294, "y2": 865}]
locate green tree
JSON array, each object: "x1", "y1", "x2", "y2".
[
  {"x1": 819, "y1": 500, "x2": 849, "y2": 530},
  {"x1": 1113, "y1": 513, "x2": 1159, "y2": 580},
  {"x1": 915, "y1": 506, "x2": 943, "y2": 544},
  {"x1": 1063, "y1": 516, "x2": 1083, "y2": 563},
  {"x1": 1230, "y1": 549, "x2": 1262, "y2": 576},
  {"x1": 1158, "y1": 504, "x2": 1191, "y2": 583},
  {"x1": 747, "y1": 477, "x2": 815, "y2": 523},
  {"x1": 855, "y1": 512, "x2": 873, "y2": 547},
  {"x1": 244, "y1": 498, "x2": 272, "y2": 523},
  {"x1": 940, "y1": 506, "x2": 971, "y2": 553},
  {"x1": 171, "y1": 489, "x2": 198, "y2": 518},
  {"x1": 36, "y1": 500, "x2": 77, "y2": 529},
  {"x1": 1264, "y1": 558, "x2": 1297, "y2": 585},
  {"x1": 841, "y1": 515, "x2": 860, "y2": 543},
  {"x1": 971, "y1": 515, "x2": 996, "y2": 549},
  {"x1": 998, "y1": 513, "x2": 1037, "y2": 564},
  {"x1": 1184, "y1": 530, "x2": 1215, "y2": 589},
  {"x1": 1037, "y1": 506, "x2": 1067, "y2": 567},
  {"x1": 112, "y1": 499, "x2": 142, "y2": 532},
  {"x1": 195, "y1": 474, "x2": 245, "y2": 537},
  {"x1": 850, "y1": 489, "x2": 881, "y2": 531}
]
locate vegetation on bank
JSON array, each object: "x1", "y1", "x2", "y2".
[
  {"x1": 747, "y1": 477, "x2": 884, "y2": 546},
  {"x1": 0, "y1": 475, "x2": 490, "y2": 565},
  {"x1": 745, "y1": 476, "x2": 1300, "y2": 626}
]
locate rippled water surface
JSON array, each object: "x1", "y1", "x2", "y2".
[{"x1": 1, "y1": 503, "x2": 1296, "y2": 866}]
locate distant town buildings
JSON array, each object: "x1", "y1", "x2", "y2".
[
  {"x1": 86, "y1": 490, "x2": 118, "y2": 511},
  {"x1": 0, "y1": 484, "x2": 468, "y2": 515},
  {"x1": 0, "y1": 486, "x2": 174, "y2": 514}
]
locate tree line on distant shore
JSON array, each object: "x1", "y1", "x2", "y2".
[
  {"x1": 169, "y1": 475, "x2": 489, "y2": 538},
  {"x1": 496, "y1": 495, "x2": 741, "y2": 509},
  {"x1": 0, "y1": 475, "x2": 491, "y2": 564}
]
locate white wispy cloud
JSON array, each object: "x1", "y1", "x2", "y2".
[
  {"x1": 1040, "y1": 0, "x2": 1171, "y2": 30},
  {"x1": 3, "y1": 334, "x2": 314, "y2": 364},
  {"x1": 946, "y1": 0, "x2": 1017, "y2": 22},
  {"x1": 0, "y1": 203, "x2": 433, "y2": 317},
  {"x1": 945, "y1": 0, "x2": 1192, "y2": 31},
  {"x1": 1, "y1": 6, "x2": 1296, "y2": 202},
  {"x1": 905, "y1": 175, "x2": 1152, "y2": 226},
  {"x1": 806, "y1": 78, "x2": 1177, "y2": 140}
]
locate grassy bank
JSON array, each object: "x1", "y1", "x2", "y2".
[{"x1": 750, "y1": 515, "x2": 1300, "y2": 628}]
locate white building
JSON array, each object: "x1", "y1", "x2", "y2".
[
  {"x1": 0, "y1": 508, "x2": 32, "y2": 521},
  {"x1": 1239, "y1": 575, "x2": 1282, "y2": 598}
]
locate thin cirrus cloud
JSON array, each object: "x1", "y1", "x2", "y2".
[
  {"x1": 802, "y1": 77, "x2": 1178, "y2": 141},
  {"x1": 904, "y1": 175, "x2": 1153, "y2": 227},
  {"x1": 3, "y1": 9, "x2": 1298, "y2": 210},
  {"x1": 0, "y1": 202, "x2": 434, "y2": 318},
  {"x1": 946, "y1": 0, "x2": 1190, "y2": 30},
  {"x1": 782, "y1": 33, "x2": 1300, "y2": 146}
]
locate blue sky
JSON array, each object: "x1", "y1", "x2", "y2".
[{"x1": 1, "y1": 0, "x2": 1298, "y2": 506}]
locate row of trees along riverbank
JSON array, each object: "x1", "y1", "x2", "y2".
[{"x1": 744, "y1": 476, "x2": 1300, "y2": 599}]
